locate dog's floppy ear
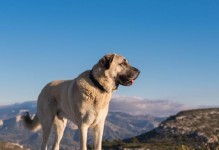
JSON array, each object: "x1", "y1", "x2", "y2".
[{"x1": 99, "y1": 54, "x2": 115, "y2": 69}]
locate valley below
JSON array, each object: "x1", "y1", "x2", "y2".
[{"x1": 0, "y1": 101, "x2": 218, "y2": 150}]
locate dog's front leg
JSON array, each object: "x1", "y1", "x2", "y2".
[
  {"x1": 93, "y1": 121, "x2": 105, "y2": 150},
  {"x1": 79, "y1": 125, "x2": 88, "y2": 150}
]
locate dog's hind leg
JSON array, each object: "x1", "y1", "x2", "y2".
[
  {"x1": 40, "y1": 116, "x2": 54, "y2": 150},
  {"x1": 38, "y1": 97, "x2": 57, "y2": 150},
  {"x1": 52, "y1": 113, "x2": 67, "y2": 150}
]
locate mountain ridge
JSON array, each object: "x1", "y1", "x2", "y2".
[{"x1": 103, "y1": 108, "x2": 219, "y2": 150}]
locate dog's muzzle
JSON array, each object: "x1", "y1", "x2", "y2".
[{"x1": 118, "y1": 68, "x2": 140, "y2": 86}]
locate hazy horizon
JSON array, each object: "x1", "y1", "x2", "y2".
[{"x1": 1, "y1": 95, "x2": 218, "y2": 117}]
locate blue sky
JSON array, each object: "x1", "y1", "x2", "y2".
[{"x1": 0, "y1": 0, "x2": 218, "y2": 106}]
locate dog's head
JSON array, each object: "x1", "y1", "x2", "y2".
[{"x1": 96, "y1": 53, "x2": 140, "y2": 86}]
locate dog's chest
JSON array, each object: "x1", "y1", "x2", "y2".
[
  {"x1": 83, "y1": 107, "x2": 108, "y2": 127},
  {"x1": 82, "y1": 93, "x2": 111, "y2": 124},
  {"x1": 78, "y1": 77, "x2": 111, "y2": 109},
  {"x1": 76, "y1": 73, "x2": 112, "y2": 126},
  {"x1": 79, "y1": 90, "x2": 111, "y2": 126}
]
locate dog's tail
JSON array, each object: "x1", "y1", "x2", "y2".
[{"x1": 22, "y1": 112, "x2": 41, "y2": 132}]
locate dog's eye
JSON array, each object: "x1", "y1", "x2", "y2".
[{"x1": 120, "y1": 59, "x2": 128, "y2": 66}]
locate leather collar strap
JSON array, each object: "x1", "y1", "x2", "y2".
[{"x1": 89, "y1": 71, "x2": 106, "y2": 92}]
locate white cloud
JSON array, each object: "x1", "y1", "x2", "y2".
[{"x1": 110, "y1": 95, "x2": 192, "y2": 117}]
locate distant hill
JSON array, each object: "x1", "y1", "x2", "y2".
[
  {"x1": 103, "y1": 108, "x2": 219, "y2": 150},
  {"x1": 0, "y1": 101, "x2": 164, "y2": 150},
  {"x1": 0, "y1": 101, "x2": 36, "y2": 119}
]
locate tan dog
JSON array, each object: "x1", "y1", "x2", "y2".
[{"x1": 23, "y1": 53, "x2": 140, "y2": 150}]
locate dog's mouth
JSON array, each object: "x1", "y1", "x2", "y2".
[{"x1": 118, "y1": 72, "x2": 140, "y2": 86}]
